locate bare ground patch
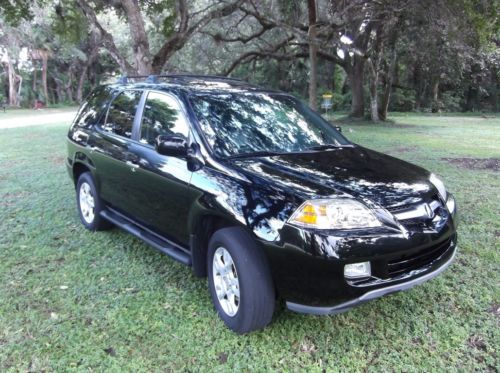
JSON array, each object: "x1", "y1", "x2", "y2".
[
  {"x1": 489, "y1": 304, "x2": 500, "y2": 318},
  {"x1": 45, "y1": 155, "x2": 66, "y2": 165},
  {"x1": 0, "y1": 191, "x2": 31, "y2": 207},
  {"x1": 442, "y1": 157, "x2": 500, "y2": 171},
  {"x1": 392, "y1": 146, "x2": 419, "y2": 153}
]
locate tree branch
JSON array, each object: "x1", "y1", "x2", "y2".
[
  {"x1": 75, "y1": 0, "x2": 133, "y2": 74},
  {"x1": 152, "y1": 0, "x2": 244, "y2": 73}
]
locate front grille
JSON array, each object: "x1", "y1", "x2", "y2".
[
  {"x1": 387, "y1": 238, "x2": 452, "y2": 276},
  {"x1": 387, "y1": 197, "x2": 446, "y2": 232}
]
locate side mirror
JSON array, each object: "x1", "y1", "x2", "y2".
[
  {"x1": 335, "y1": 125, "x2": 342, "y2": 133},
  {"x1": 155, "y1": 134, "x2": 187, "y2": 157}
]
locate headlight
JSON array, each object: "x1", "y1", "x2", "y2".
[
  {"x1": 288, "y1": 199, "x2": 382, "y2": 229},
  {"x1": 430, "y1": 173, "x2": 447, "y2": 201},
  {"x1": 446, "y1": 193, "x2": 456, "y2": 214}
]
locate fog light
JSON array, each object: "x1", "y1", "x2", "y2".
[{"x1": 344, "y1": 262, "x2": 371, "y2": 279}]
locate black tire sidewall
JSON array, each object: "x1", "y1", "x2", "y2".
[
  {"x1": 76, "y1": 172, "x2": 107, "y2": 231},
  {"x1": 207, "y1": 227, "x2": 275, "y2": 334}
]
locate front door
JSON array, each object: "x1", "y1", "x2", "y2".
[{"x1": 126, "y1": 91, "x2": 193, "y2": 245}]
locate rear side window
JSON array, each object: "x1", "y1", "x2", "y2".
[
  {"x1": 73, "y1": 86, "x2": 113, "y2": 128},
  {"x1": 102, "y1": 91, "x2": 142, "y2": 138},
  {"x1": 139, "y1": 92, "x2": 189, "y2": 146}
]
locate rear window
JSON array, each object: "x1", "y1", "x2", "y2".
[{"x1": 73, "y1": 86, "x2": 113, "y2": 128}]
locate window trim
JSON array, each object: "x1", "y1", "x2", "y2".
[{"x1": 134, "y1": 89, "x2": 192, "y2": 149}]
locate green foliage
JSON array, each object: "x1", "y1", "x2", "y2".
[
  {"x1": 461, "y1": 0, "x2": 499, "y2": 48},
  {"x1": 51, "y1": 2, "x2": 89, "y2": 44},
  {"x1": 147, "y1": 0, "x2": 177, "y2": 38},
  {"x1": 0, "y1": 111, "x2": 498, "y2": 370},
  {"x1": 389, "y1": 89, "x2": 416, "y2": 112},
  {"x1": 0, "y1": 0, "x2": 37, "y2": 26},
  {"x1": 440, "y1": 91, "x2": 464, "y2": 112}
]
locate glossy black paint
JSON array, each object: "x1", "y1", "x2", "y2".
[{"x1": 67, "y1": 76, "x2": 457, "y2": 311}]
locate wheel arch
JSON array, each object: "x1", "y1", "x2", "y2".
[
  {"x1": 72, "y1": 162, "x2": 91, "y2": 186},
  {"x1": 190, "y1": 213, "x2": 249, "y2": 278},
  {"x1": 71, "y1": 151, "x2": 96, "y2": 186}
]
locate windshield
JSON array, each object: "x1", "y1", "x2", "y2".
[{"x1": 189, "y1": 92, "x2": 350, "y2": 158}]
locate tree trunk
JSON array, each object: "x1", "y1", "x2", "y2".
[
  {"x1": 367, "y1": 58, "x2": 380, "y2": 122},
  {"x1": 431, "y1": 79, "x2": 439, "y2": 113},
  {"x1": 41, "y1": 54, "x2": 49, "y2": 104},
  {"x1": 33, "y1": 62, "x2": 37, "y2": 92},
  {"x1": 413, "y1": 63, "x2": 426, "y2": 111},
  {"x1": 54, "y1": 77, "x2": 64, "y2": 103},
  {"x1": 307, "y1": 0, "x2": 318, "y2": 110},
  {"x1": 4, "y1": 55, "x2": 20, "y2": 106},
  {"x1": 380, "y1": 49, "x2": 397, "y2": 120},
  {"x1": 348, "y1": 56, "x2": 365, "y2": 118},
  {"x1": 77, "y1": 46, "x2": 99, "y2": 102},
  {"x1": 64, "y1": 68, "x2": 74, "y2": 103},
  {"x1": 120, "y1": 0, "x2": 153, "y2": 74}
]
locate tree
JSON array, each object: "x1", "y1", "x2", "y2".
[
  {"x1": 307, "y1": 0, "x2": 318, "y2": 110},
  {"x1": 0, "y1": 18, "x2": 22, "y2": 106},
  {"x1": 72, "y1": 0, "x2": 244, "y2": 74}
]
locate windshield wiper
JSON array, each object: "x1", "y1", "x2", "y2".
[{"x1": 227, "y1": 151, "x2": 283, "y2": 159}]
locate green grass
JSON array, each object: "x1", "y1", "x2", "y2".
[{"x1": 1, "y1": 113, "x2": 499, "y2": 371}]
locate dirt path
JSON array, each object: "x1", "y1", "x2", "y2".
[{"x1": 0, "y1": 110, "x2": 77, "y2": 129}]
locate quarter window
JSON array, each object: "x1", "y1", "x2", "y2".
[
  {"x1": 139, "y1": 92, "x2": 189, "y2": 146},
  {"x1": 103, "y1": 90, "x2": 142, "y2": 138},
  {"x1": 73, "y1": 86, "x2": 113, "y2": 128}
]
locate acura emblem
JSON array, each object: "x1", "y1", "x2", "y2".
[{"x1": 424, "y1": 203, "x2": 435, "y2": 219}]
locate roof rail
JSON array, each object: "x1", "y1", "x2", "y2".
[
  {"x1": 117, "y1": 76, "x2": 128, "y2": 84},
  {"x1": 115, "y1": 74, "x2": 244, "y2": 85},
  {"x1": 160, "y1": 74, "x2": 244, "y2": 82}
]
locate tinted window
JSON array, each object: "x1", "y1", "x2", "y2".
[
  {"x1": 139, "y1": 92, "x2": 189, "y2": 146},
  {"x1": 73, "y1": 86, "x2": 113, "y2": 128},
  {"x1": 189, "y1": 93, "x2": 350, "y2": 158},
  {"x1": 102, "y1": 90, "x2": 142, "y2": 138}
]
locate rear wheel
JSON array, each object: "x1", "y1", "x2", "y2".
[
  {"x1": 207, "y1": 227, "x2": 275, "y2": 334},
  {"x1": 76, "y1": 172, "x2": 112, "y2": 231}
]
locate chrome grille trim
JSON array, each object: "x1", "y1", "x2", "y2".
[{"x1": 393, "y1": 200, "x2": 441, "y2": 221}]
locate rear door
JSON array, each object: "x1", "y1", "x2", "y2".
[
  {"x1": 89, "y1": 89, "x2": 144, "y2": 213},
  {"x1": 125, "y1": 90, "x2": 193, "y2": 245}
]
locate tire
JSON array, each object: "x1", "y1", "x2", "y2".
[
  {"x1": 76, "y1": 172, "x2": 112, "y2": 231},
  {"x1": 207, "y1": 227, "x2": 275, "y2": 334}
]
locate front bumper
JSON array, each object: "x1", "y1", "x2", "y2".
[{"x1": 286, "y1": 244, "x2": 457, "y2": 315}]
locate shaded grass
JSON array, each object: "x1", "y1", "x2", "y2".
[{"x1": 0, "y1": 113, "x2": 499, "y2": 371}]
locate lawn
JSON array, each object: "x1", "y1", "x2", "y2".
[
  {"x1": 0, "y1": 112, "x2": 498, "y2": 371},
  {"x1": 0, "y1": 107, "x2": 77, "y2": 121}
]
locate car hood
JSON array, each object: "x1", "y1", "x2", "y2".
[{"x1": 229, "y1": 146, "x2": 436, "y2": 208}]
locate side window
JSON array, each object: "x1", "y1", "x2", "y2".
[
  {"x1": 102, "y1": 90, "x2": 142, "y2": 138},
  {"x1": 139, "y1": 92, "x2": 189, "y2": 146},
  {"x1": 73, "y1": 86, "x2": 113, "y2": 128}
]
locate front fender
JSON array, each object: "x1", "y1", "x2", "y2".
[{"x1": 187, "y1": 165, "x2": 297, "y2": 243}]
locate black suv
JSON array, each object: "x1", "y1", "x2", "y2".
[{"x1": 67, "y1": 75, "x2": 457, "y2": 333}]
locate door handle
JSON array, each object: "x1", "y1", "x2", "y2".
[{"x1": 126, "y1": 161, "x2": 139, "y2": 172}]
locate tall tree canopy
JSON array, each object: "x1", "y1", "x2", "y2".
[{"x1": 0, "y1": 0, "x2": 498, "y2": 117}]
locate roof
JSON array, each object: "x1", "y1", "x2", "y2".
[{"x1": 108, "y1": 74, "x2": 278, "y2": 95}]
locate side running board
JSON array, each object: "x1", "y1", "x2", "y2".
[{"x1": 100, "y1": 209, "x2": 192, "y2": 266}]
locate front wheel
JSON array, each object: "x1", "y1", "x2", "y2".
[{"x1": 207, "y1": 227, "x2": 275, "y2": 334}]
